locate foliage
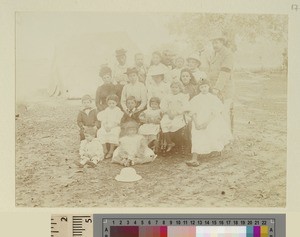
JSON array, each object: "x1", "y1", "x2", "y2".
[{"x1": 167, "y1": 13, "x2": 288, "y2": 51}]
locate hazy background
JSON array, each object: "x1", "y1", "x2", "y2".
[{"x1": 16, "y1": 12, "x2": 287, "y2": 101}]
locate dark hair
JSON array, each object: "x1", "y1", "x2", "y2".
[
  {"x1": 99, "y1": 66, "x2": 112, "y2": 77},
  {"x1": 106, "y1": 94, "x2": 119, "y2": 103},
  {"x1": 126, "y1": 96, "x2": 137, "y2": 103},
  {"x1": 84, "y1": 126, "x2": 97, "y2": 136},
  {"x1": 180, "y1": 68, "x2": 197, "y2": 85},
  {"x1": 81, "y1": 94, "x2": 92, "y2": 102},
  {"x1": 149, "y1": 97, "x2": 160, "y2": 105}
]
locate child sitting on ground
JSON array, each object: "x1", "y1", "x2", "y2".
[
  {"x1": 77, "y1": 94, "x2": 100, "y2": 141},
  {"x1": 138, "y1": 97, "x2": 162, "y2": 153},
  {"x1": 97, "y1": 94, "x2": 124, "y2": 159},
  {"x1": 112, "y1": 121, "x2": 157, "y2": 167},
  {"x1": 75, "y1": 127, "x2": 104, "y2": 168}
]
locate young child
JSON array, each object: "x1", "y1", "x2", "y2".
[
  {"x1": 97, "y1": 94, "x2": 124, "y2": 159},
  {"x1": 180, "y1": 68, "x2": 198, "y2": 100},
  {"x1": 160, "y1": 80, "x2": 190, "y2": 153},
  {"x1": 186, "y1": 79, "x2": 232, "y2": 167},
  {"x1": 138, "y1": 97, "x2": 162, "y2": 152},
  {"x1": 112, "y1": 121, "x2": 157, "y2": 167},
  {"x1": 75, "y1": 127, "x2": 104, "y2": 168},
  {"x1": 120, "y1": 96, "x2": 141, "y2": 137},
  {"x1": 170, "y1": 57, "x2": 185, "y2": 81},
  {"x1": 121, "y1": 67, "x2": 147, "y2": 113},
  {"x1": 77, "y1": 94, "x2": 100, "y2": 141},
  {"x1": 187, "y1": 53, "x2": 207, "y2": 84}
]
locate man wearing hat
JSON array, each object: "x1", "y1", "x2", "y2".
[
  {"x1": 187, "y1": 53, "x2": 207, "y2": 84},
  {"x1": 113, "y1": 48, "x2": 128, "y2": 86},
  {"x1": 121, "y1": 67, "x2": 147, "y2": 113},
  {"x1": 207, "y1": 30, "x2": 235, "y2": 133}
]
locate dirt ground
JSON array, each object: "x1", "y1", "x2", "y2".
[{"x1": 15, "y1": 71, "x2": 287, "y2": 207}]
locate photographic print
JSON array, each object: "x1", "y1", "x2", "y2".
[{"x1": 15, "y1": 12, "x2": 287, "y2": 207}]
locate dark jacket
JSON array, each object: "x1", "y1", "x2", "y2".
[
  {"x1": 77, "y1": 108, "x2": 100, "y2": 129},
  {"x1": 95, "y1": 83, "x2": 123, "y2": 112}
]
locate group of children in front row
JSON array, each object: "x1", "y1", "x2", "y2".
[{"x1": 76, "y1": 66, "x2": 232, "y2": 168}]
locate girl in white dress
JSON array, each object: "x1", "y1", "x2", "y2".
[
  {"x1": 97, "y1": 94, "x2": 124, "y2": 159},
  {"x1": 160, "y1": 80, "x2": 190, "y2": 153},
  {"x1": 138, "y1": 97, "x2": 162, "y2": 152},
  {"x1": 186, "y1": 79, "x2": 232, "y2": 166},
  {"x1": 112, "y1": 121, "x2": 157, "y2": 166}
]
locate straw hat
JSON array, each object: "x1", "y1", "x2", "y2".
[
  {"x1": 115, "y1": 48, "x2": 127, "y2": 57},
  {"x1": 124, "y1": 67, "x2": 139, "y2": 75},
  {"x1": 150, "y1": 64, "x2": 168, "y2": 76},
  {"x1": 187, "y1": 53, "x2": 201, "y2": 63},
  {"x1": 115, "y1": 167, "x2": 142, "y2": 182}
]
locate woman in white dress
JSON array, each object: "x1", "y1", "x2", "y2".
[
  {"x1": 160, "y1": 80, "x2": 190, "y2": 153},
  {"x1": 186, "y1": 79, "x2": 232, "y2": 166}
]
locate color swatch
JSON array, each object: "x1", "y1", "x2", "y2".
[{"x1": 110, "y1": 226, "x2": 269, "y2": 237}]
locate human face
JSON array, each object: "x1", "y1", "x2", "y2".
[
  {"x1": 85, "y1": 133, "x2": 94, "y2": 142},
  {"x1": 116, "y1": 55, "x2": 126, "y2": 66},
  {"x1": 128, "y1": 73, "x2": 138, "y2": 84},
  {"x1": 135, "y1": 54, "x2": 144, "y2": 67},
  {"x1": 152, "y1": 75, "x2": 163, "y2": 84},
  {"x1": 150, "y1": 102, "x2": 159, "y2": 110},
  {"x1": 171, "y1": 84, "x2": 181, "y2": 95},
  {"x1": 127, "y1": 127, "x2": 137, "y2": 136},
  {"x1": 212, "y1": 39, "x2": 224, "y2": 52},
  {"x1": 107, "y1": 100, "x2": 117, "y2": 109},
  {"x1": 82, "y1": 99, "x2": 92, "y2": 109},
  {"x1": 126, "y1": 99, "x2": 136, "y2": 110},
  {"x1": 181, "y1": 71, "x2": 191, "y2": 85},
  {"x1": 101, "y1": 74, "x2": 112, "y2": 84},
  {"x1": 175, "y1": 58, "x2": 184, "y2": 69},
  {"x1": 199, "y1": 84, "x2": 210, "y2": 94},
  {"x1": 152, "y1": 54, "x2": 161, "y2": 65},
  {"x1": 187, "y1": 59, "x2": 199, "y2": 70}
]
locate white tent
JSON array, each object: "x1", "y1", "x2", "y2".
[{"x1": 48, "y1": 32, "x2": 140, "y2": 99}]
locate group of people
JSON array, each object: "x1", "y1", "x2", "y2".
[{"x1": 76, "y1": 31, "x2": 235, "y2": 168}]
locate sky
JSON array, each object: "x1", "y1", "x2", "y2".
[{"x1": 16, "y1": 12, "x2": 174, "y2": 61}]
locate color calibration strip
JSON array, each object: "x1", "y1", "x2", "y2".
[
  {"x1": 107, "y1": 226, "x2": 269, "y2": 237},
  {"x1": 51, "y1": 214, "x2": 285, "y2": 237}
]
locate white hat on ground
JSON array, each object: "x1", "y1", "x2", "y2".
[{"x1": 115, "y1": 167, "x2": 142, "y2": 182}]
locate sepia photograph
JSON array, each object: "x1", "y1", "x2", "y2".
[{"x1": 15, "y1": 12, "x2": 287, "y2": 207}]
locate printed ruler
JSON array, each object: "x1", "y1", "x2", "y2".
[{"x1": 50, "y1": 214, "x2": 285, "y2": 237}]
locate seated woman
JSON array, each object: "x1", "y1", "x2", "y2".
[
  {"x1": 160, "y1": 80, "x2": 190, "y2": 154},
  {"x1": 121, "y1": 67, "x2": 147, "y2": 113},
  {"x1": 95, "y1": 66, "x2": 122, "y2": 112},
  {"x1": 112, "y1": 121, "x2": 157, "y2": 166},
  {"x1": 146, "y1": 65, "x2": 170, "y2": 103}
]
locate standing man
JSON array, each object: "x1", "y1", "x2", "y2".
[
  {"x1": 207, "y1": 30, "x2": 235, "y2": 133},
  {"x1": 134, "y1": 53, "x2": 148, "y2": 84},
  {"x1": 113, "y1": 48, "x2": 128, "y2": 86}
]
